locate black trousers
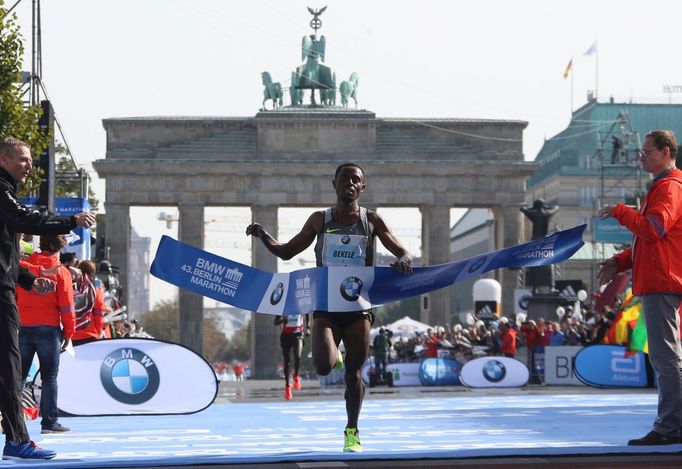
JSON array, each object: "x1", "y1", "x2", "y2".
[{"x1": 0, "y1": 287, "x2": 30, "y2": 443}]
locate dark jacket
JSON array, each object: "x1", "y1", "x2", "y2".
[{"x1": 0, "y1": 167, "x2": 76, "y2": 291}]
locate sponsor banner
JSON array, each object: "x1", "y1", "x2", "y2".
[
  {"x1": 419, "y1": 358, "x2": 462, "y2": 386},
  {"x1": 460, "y1": 357, "x2": 529, "y2": 388},
  {"x1": 151, "y1": 225, "x2": 585, "y2": 315},
  {"x1": 361, "y1": 362, "x2": 422, "y2": 387},
  {"x1": 55, "y1": 339, "x2": 218, "y2": 415},
  {"x1": 513, "y1": 289, "x2": 532, "y2": 313},
  {"x1": 574, "y1": 344, "x2": 648, "y2": 388},
  {"x1": 23, "y1": 197, "x2": 91, "y2": 260},
  {"x1": 474, "y1": 300, "x2": 498, "y2": 322},
  {"x1": 544, "y1": 346, "x2": 585, "y2": 386}
]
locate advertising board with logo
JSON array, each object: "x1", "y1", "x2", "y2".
[
  {"x1": 152, "y1": 226, "x2": 585, "y2": 315},
  {"x1": 52, "y1": 339, "x2": 218, "y2": 415},
  {"x1": 574, "y1": 345, "x2": 648, "y2": 388},
  {"x1": 459, "y1": 357, "x2": 529, "y2": 388},
  {"x1": 361, "y1": 363, "x2": 421, "y2": 387},
  {"x1": 544, "y1": 346, "x2": 585, "y2": 386},
  {"x1": 22, "y1": 197, "x2": 91, "y2": 260},
  {"x1": 419, "y1": 358, "x2": 462, "y2": 386}
]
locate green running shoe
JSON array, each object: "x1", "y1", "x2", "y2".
[
  {"x1": 333, "y1": 350, "x2": 344, "y2": 370},
  {"x1": 343, "y1": 427, "x2": 362, "y2": 452}
]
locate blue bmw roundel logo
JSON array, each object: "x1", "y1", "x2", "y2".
[
  {"x1": 341, "y1": 235, "x2": 351, "y2": 245},
  {"x1": 270, "y1": 282, "x2": 284, "y2": 305},
  {"x1": 340, "y1": 276, "x2": 363, "y2": 301},
  {"x1": 100, "y1": 348, "x2": 160, "y2": 404},
  {"x1": 482, "y1": 359, "x2": 506, "y2": 383}
]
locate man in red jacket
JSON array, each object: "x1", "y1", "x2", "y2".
[
  {"x1": 498, "y1": 318, "x2": 517, "y2": 358},
  {"x1": 17, "y1": 234, "x2": 75, "y2": 434},
  {"x1": 598, "y1": 130, "x2": 682, "y2": 446}
]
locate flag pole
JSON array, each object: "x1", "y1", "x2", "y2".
[
  {"x1": 595, "y1": 45, "x2": 599, "y2": 100},
  {"x1": 571, "y1": 66, "x2": 573, "y2": 112}
]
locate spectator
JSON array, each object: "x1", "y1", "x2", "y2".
[
  {"x1": 498, "y1": 318, "x2": 517, "y2": 358},
  {"x1": 233, "y1": 362, "x2": 244, "y2": 381},
  {"x1": 548, "y1": 322, "x2": 566, "y2": 346},
  {"x1": 71, "y1": 260, "x2": 107, "y2": 346},
  {"x1": 17, "y1": 234, "x2": 74, "y2": 434},
  {"x1": 372, "y1": 328, "x2": 390, "y2": 379}
]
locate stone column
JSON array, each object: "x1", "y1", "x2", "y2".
[
  {"x1": 104, "y1": 202, "x2": 130, "y2": 307},
  {"x1": 178, "y1": 203, "x2": 205, "y2": 355},
  {"x1": 492, "y1": 206, "x2": 524, "y2": 315},
  {"x1": 250, "y1": 205, "x2": 280, "y2": 379},
  {"x1": 420, "y1": 205, "x2": 451, "y2": 326}
]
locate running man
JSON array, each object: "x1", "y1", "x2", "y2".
[
  {"x1": 274, "y1": 313, "x2": 309, "y2": 400},
  {"x1": 247, "y1": 162, "x2": 412, "y2": 452}
]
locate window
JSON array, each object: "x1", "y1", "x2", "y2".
[{"x1": 579, "y1": 186, "x2": 597, "y2": 207}]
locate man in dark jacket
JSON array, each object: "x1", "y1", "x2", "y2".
[{"x1": 0, "y1": 138, "x2": 94, "y2": 461}]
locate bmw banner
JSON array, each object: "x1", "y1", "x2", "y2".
[
  {"x1": 151, "y1": 225, "x2": 586, "y2": 315},
  {"x1": 53, "y1": 339, "x2": 218, "y2": 415},
  {"x1": 459, "y1": 357, "x2": 529, "y2": 388},
  {"x1": 22, "y1": 197, "x2": 91, "y2": 260}
]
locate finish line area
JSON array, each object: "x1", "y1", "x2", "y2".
[{"x1": 5, "y1": 385, "x2": 682, "y2": 468}]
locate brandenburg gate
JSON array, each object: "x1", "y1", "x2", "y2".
[{"x1": 93, "y1": 9, "x2": 534, "y2": 377}]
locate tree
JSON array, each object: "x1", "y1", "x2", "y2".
[
  {"x1": 55, "y1": 143, "x2": 100, "y2": 211},
  {"x1": 374, "y1": 296, "x2": 421, "y2": 327},
  {"x1": 0, "y1": 3, "x2": 48, "y2": 195},
  {"x1": 141, "y1": 299, "x2": 231, "y2": 362},
  {"x1": 141, "y1": 299, "x2": 179, "y2": 342}
]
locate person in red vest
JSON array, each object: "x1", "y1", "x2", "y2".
[
  {"x1": 17, "y1": 234, "x2": 74, "y2": 434},
  {"x1": 498, "y1": 318, "x2": 517, "y2": 358},
  {"x1": 71, "y1": 260, "x2": 106, "y2": 346}
]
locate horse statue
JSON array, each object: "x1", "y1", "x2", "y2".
[
  {"x1": 261, "y1": 71, "x2": 283, "y2": 110},
  {"x1": 321, "y1": 72, "x2": 336, "y2": 106},
  {"x1": 296, "y1": 34, "x2": 334, "y2": 105},
  {"x1": 339, "y1": 72, "x2": 359, "y2": 108},
  {"x1": 290, "y1": 71, "x2": 304, "y2": 106}
]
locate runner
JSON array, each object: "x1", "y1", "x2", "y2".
[
  {"x1": 246, "y1": 162, "x2": 412, "y2": 452},
  {"x1": 274, "y1": 313, "x2": 309, "y2": 400}
]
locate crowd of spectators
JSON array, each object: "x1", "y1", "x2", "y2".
[{"x1": 373, "y1": 301, "x2": 621, "y2": 366}]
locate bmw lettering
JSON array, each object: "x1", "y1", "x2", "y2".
[
  {"x1": 482, "y1": 359, "x2": 506, "y2": 383},
  {"x1": 100, "y1": 348, "x2": 160, "y2": 405},
  {"x1": 340, "y1": 276, "x2": 363, "y2": 301},
  {"x1": 270, "y1": 282, "x2": 284, "y2": 305}
]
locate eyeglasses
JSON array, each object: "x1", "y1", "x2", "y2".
[{"x1": 639, "y1": 148, "x2": 659, "y2": 158}]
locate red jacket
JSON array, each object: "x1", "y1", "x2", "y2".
[
  {"x1": 72, "y1": 275, "x2": 106, "y2": 341},
  {"x1": 613, "y1": 168, "x2": 682, "y2": 295},
  {"x1": 17, "y1": 252, "x2": 75, "y2": 339},
  {"x1": 499, "y1": 327, "x2": 517, "y2": 356}
]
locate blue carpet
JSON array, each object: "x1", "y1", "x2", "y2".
[{"x1": 3, "y1": 393, "x2": 681, "y2": 467}]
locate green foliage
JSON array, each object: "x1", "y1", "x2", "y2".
[
  {"x1": 373, "y1": 296, "x2": 421, "y2": 327},
  {"x1": 55, "y1": 143, "x2": 100, "y2": 211},
  {"x1": 141, "y1": 299, "x2": 179, "y2": 342},
  {"x1": 0, "y1": 3, "x2": 48, "y2": 195},
  {"x1": 142, "y1": 299, "x2": 250, "y2": 363}
]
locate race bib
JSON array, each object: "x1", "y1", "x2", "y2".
[{"x1": 322, "y1": 234, "x2": 368, "y2": 266}]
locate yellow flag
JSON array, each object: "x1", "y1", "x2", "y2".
[{"x1": 563, "y1": 58, "x2": 573, "y2": 79}]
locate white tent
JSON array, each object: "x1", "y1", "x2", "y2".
[{"x1": 370, "y1": 316, "x2": 432, "y2": 341}]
